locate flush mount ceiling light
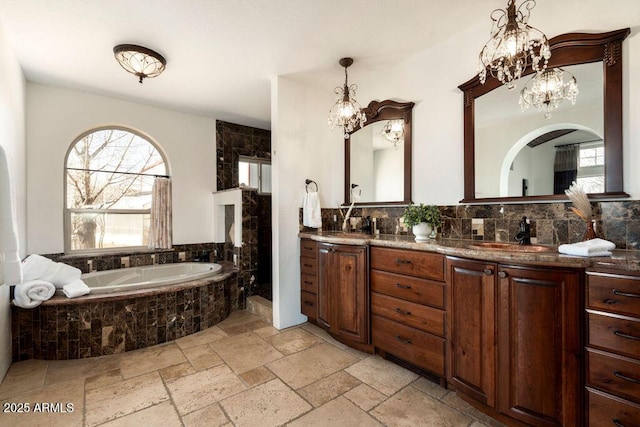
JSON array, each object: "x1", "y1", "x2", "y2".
[
  {"x1": 113, "y1": 44, "x2": 166, "y2": 83},
  {"x1": 381, "y1": 120, "x2": 404, "y2": 149},
  {"x1": 328, "y1": 57, "x2": 367, "y2": 138},
  {"x1": 478, "y1": 0, "x2": 550, "y2": 90},
  {"x1": 519, "y1": 67, "x2": 579, "y2": 118}
]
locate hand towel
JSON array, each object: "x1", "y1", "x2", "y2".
[
  {"x1": 22, "y1": 254, "x2": 82, "y2": 288},
  {"x1": 62, "y1": 279, "x2": 91, "y2": 298},
  {"x1": 13, "y1": 280, "x2": 55, "y2": 309},
  {"x1": 0, "y1": 145, "x2": 23, "y2": 285},
  {"x1": 558, "y1": 238, "x2": 616, "y2": 257},
  {"x1": 303, "y1": 191, "x2": 322, "y2": 228}
]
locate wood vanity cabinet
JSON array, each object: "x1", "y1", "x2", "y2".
[
  {"x1": 370, "y1": 247, "x2": 446, "y2": 379},
  {"x1": 585, "y1": 269, "x2": 640, "y2": 426},
  {"x1": 317, "y1": 242, "x2": 369, "y2": 345},
  {"x1": 299, "y1": 239, "x2": 318, "y2": 321},
  {"x1": 446, "y1": 257, "x2": 582, "y2": 427}
]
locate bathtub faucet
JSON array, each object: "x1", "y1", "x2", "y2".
[{"x1": 193, "y1": 250, "x2": 210, "y2": 263}]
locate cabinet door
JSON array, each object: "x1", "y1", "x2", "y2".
[
  {"x1": 446, "y1": 257, "x2": 496, "y2": 407},
  {"x1": 317, "y1": 244, "x2": 332, "y2": 329},
  {"x1": 497, "y1": 266, "x2": 581, "y2": 427},
  {"x1": 333, "y1": 245, "x2": 369, "y2": 344}
]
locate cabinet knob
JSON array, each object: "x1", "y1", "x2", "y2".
[
  {"x1": 395, "y1": 335, "x2": 412, "y2": 345},
  {"x1": 613, "y1": 289, "x2": 640, "y2": 299},
  {"x1": 395, "y1": 307, "x2": 411, "y2": 316},
  {"x1": 498, "y1": 271, "x2": 508, "y2": 279},
  {"x1": 614, "y1": 330, "x2": 640, "y2": 341},
  {"x1": 483, "y1": 268, "x2": 493, "y2": 276}
]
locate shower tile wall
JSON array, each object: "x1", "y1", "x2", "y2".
[{"x1": 216, "y1": 120, "x2": 272, "y2": 300}]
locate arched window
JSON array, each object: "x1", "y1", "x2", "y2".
[{"x1": 65, "y1": 127, "x2": 168, "y2": 252}]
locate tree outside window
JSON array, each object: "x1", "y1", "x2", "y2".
[{"x1": 65, "y1": 128, "x2": 167, "y2": 252}]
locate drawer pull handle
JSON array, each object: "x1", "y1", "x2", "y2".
[
  {"x1": 394, "y1": 259, "x2": 412, "y2": 265},
  {"x1": 395, "y1": 284, "x2": 412, "y2": 289},
  {"x1": 613, "y1": 371, "x2": 640, "y2": 384},
  {"x1": 303, "y1": 281, "x2": 313, "y2": 285},
  {"x1": 395, "y1": 335, "x2": 412, "y2": 345},
  {"x1": 613, "y1": 289, "x2": 640, "y2": 298},
  {"x1": 614, "y1": 330, "x2": 640, "y2": 341},
  {"x1": 303, "y1": 301, "x2": 314, "y2": 306},
  {"x1": 303, "y1": 264, "x2": 313, "y2": 268},
  {"x1": 613, "y1": 420, "x2": 626, "y2": 427},
  {"x1": 395, "y1": 307, "x2": 411, "y2": 316}
]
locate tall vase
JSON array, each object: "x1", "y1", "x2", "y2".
[{"x1": 583, "y1": 220, "x2": 597, "y2": 241}]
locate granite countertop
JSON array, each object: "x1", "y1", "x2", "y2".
[{"x1": 299, "y1": 231, "x2": 640, "y2": 273}]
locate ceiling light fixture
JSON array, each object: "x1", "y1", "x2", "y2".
[
  {"x1": 381, "y1": 120, "x2": 404, "y2": 149},
  {"x1": 478, "y1": 0, "x2": 550, "y2": 90},
  {"x1": 113, "y1": 44, "x2": 166, "y2": 83},
  {"x1": 328, "y1": 57, "x2": 366, "y2": 138},
  {"x1": 519, "y1": 67, "x2": 579, "y2": 118}
]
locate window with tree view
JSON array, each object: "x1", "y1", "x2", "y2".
[{"x1": 65, "y1": 128, "x2": 168, "y2": 252}]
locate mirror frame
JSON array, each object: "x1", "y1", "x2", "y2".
[
  {"x1": 459, "y1": 29, "x2": 630, "y2": 203},
  {"x1": 344, "y1": 99, "x2": 415, "y2": 205}
]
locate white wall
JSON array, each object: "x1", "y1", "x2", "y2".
[
  {"x1": 0, "y1": 19, "x2": 26, "y2": 380},
  {"x1": 271, "y1": 1, "x2": 640, "y2": 328},
  {"x1": 26, "y1": 84, "x2": 216, "y2": 254}
]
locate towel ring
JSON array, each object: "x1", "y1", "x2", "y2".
[{"x1": 305, "y1": 179, "x2": 318, "y2": 193}]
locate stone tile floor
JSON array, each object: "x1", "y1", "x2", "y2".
[{"x1": 0, "y1": 311, "x2": 505, "y2": 426}]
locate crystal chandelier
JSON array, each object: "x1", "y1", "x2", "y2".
[
  {"x1": 520, "y1": 67, "x2": 579, "y2": 118},
  {"x1": 328, "y1": 57, "x2": 366, "y2": 138},
  {"x1": 113, "y1": 44, "x2": 166, "y2": 83},
  {"x1": 478, "y1": 0, "x2": 551, "y2": 90},
  {"x1": 381, "y1": 120, "x2": 404, "y2": 149}
]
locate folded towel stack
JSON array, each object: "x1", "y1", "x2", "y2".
[
  {"x1": 13, "y1": 280, "x2": 56, "y2": 309},
  {"x1": 22, "y1": 254, "x2": 82, "y2": 288},
  {"x1": 63, "y1": 279, "x2": 91, "y2": 298},
  {"x1": 558, "y1": 238, "x2": 616, "y2": 257}
]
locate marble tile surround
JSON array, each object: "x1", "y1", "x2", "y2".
[
  {"x1": 11, "y1": 273, "x2": 239, "y2": 361},
  {"x1": 304, "y1": 200, "x2": 640, "y2": 250}
]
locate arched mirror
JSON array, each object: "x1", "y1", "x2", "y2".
[
  {"x1": 459, "y1": 29, "x2": 630, "y2": 203},
  {"x1": 344, "y1": 99, "x2": 414, "y2": 205}
]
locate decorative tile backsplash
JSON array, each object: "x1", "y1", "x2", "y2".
[{"x1": 302, "y1": 200, "x2": 640, "y2": 250}]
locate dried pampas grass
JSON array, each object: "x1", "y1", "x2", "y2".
[{"x1": 565, "y1": 182, "x2": 592, "y2": 220}]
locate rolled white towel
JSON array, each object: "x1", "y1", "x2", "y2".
[
  {"x1": 13, "y1": 280, "x2": 55, "y2": 309},
  {"x1": 62, "y1": 279, "x2": 91, "y2": 299},
  {"x1": 558, "y1": 238, "x2": 616, "y2": 257},
  {"x1": 22, "y1": 254, "x2": 82, "y2": 288}
]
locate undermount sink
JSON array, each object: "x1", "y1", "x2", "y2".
[{"x1": 467, "y1": 242, "x2": 555, "y2": 253}]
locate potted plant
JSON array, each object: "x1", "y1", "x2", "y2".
[{"x1": 402, "y1": 203, "x2": 442, "y2": 241}]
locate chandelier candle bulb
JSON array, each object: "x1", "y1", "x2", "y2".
[{"x1": 328, "y1": 57, "x2": 367, "y2": 138}]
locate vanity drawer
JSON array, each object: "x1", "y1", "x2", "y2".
[
  {"x1": 300, "y1": 257, "x2": 318, "y2": 276},
  {"x1": 587, "y1": 387, "x2": 640, "y2": 427},
  {"x1": 371, "y1": 247, "x2": 444, "y2": 281},
  {"x1": 588, "y1": 272, "x2": 640, "y2": 318},
  {"x1": 372, "y1": 314, "x2": 444, "y2": 376},
  {"x1": 301, "y1": 291, "x2": 317, "y2": 319},
  {"x1": 300, "y1": 274, "x2": 318, "y2": 294},
  {"x1": 371, "y1": 292, "x2": 444, "y2": 337},
  {"x1": 371, "y1": 270, "x2": 445, "y2": 308},
  {"x1": 588, "y1": 312, "x2": 640, "y2": 358},
  {"x1": 300, "y1": 239, "x2": 318, "y2": 260},
  {"x1": 587, "y1": 348, "x2": 640, "y2": 404}
]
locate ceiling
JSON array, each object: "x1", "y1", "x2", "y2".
[{"x1": 0, "y1": 0, "x2": 490, "y2": 129}]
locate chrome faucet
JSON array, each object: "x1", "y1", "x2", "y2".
[{"x1": 515, "y1": 216, "x2": 531, "y2": 245}]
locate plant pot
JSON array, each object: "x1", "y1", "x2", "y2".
[{"x1": 412, "y1": 222, "x2": 433, "y2": 241}]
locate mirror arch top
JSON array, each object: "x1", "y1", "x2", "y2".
[
  {"x1": 344, "y1": 99, "x2": 415, "y2": 206},
  {"x1": 459, "y1": 28, "x2": 630, "y2": 203}
]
